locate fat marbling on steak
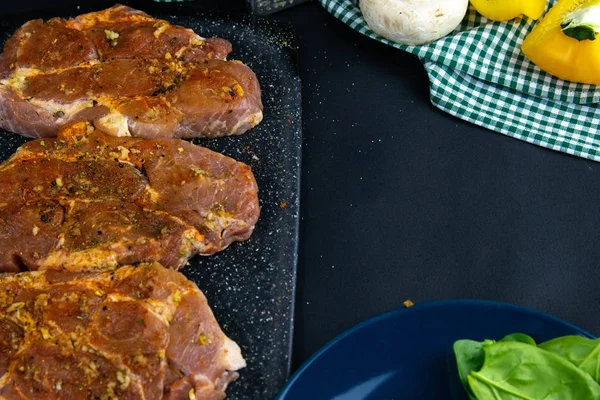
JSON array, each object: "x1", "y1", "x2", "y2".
[
  {"x1": 0, "y1": 121, "x2": 260, "y2": 272},
  {"x1": 0, "y1": 262, "x2": 245, "y2": 399},
  {"x1": 0, "y1": 4, "x2": 263, "y2": 139}
]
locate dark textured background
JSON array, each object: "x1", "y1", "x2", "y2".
[{"x1": 5, "y1": 0, "x2": 600, "y2": 397}]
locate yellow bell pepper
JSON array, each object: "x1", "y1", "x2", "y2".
[
  {"x1": 471, "y1": 0, "x2": 548, "y2": 21},
  {"x1": 469, "y1": 0, "x2": 548, "y2": 21},
  {"x1": 522, "y1": 0, "x2": 600, "y2": 84}
]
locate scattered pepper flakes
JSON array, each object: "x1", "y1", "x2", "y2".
[
  {"x1": 40, "y1": 327, "x2": 53, "y2": 340},
  {"x1": 116, "y1": 146, "x2": 130, "y2": 159},
  {"x1": 105, "y1": 30, "x2": 119, "y2": 46},
  {"x1": 152, "y1": 21, "x2": 169, "y2": 38},
  {"x1": 190, "y1": 37, "x2": 204, "y2": 47},
  {"x1": 55, "y1": 177, "x2": 63, "y2": 187},
  {"x1": 280, "y1": 201, "x2": 287, "y2": 208},
  {"x1": 116, "y1": 370, "x2": 131, "y2": 389},
  {"x1": 403, "y1": 299, "x2": 414, "y2": 308},
  {"x1": 7, "y1": 302, "x2": 24, "y2": 313},
  {"x1": 192, "y1": 168, "x2": 206, "y2": 177},
  {"x1": 165, "y1": 52, "x2": 172, "y2": 60},
  {"x1": 188, "y1": 389, "x2": 197, "y2": 400},
  {"x1": 177, "y1": 147, "x2": 184, "y2": 153},
  {"x1": 105, "y1": 30, "x2": 119, "y2": 41},
  {"x1": 32, "y1": 225, "x2": 39, "y2": 236},
  {"x1": 198, "y1": 333, "x2": 208, "y2": 345},
  {"x1": 232, "y1": 83, "x2": 244, "y2": 97},
  {"x1": 173, "y1": 290, "x2": 182, "y2": 304}
]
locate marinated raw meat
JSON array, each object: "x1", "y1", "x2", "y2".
[
  {"x1": 0, "y1": 262, "x2": 245, "y2": 399},
  {"x1": 0, "y1": 5, "x2": 263, "y2": 139},
  {"x1": 0, "y1": 121, "x2": 260, "y2": 272}
]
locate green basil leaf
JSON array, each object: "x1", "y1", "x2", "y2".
[
  {"x1": 453, "y1": 340, "x2": 487, "y2": 400},
  {"x1": 540, "y1": 336, "x2": 600, "y2": 382},
  {"x1": 499, "y1": 333, "x2": 536, "y2": 346},
  {"x1": 468, "y1": 341, "x2": 600, "y2": 400},
  {"x1": 454, "y1": 334, "x2": 535, "y2": 399}
]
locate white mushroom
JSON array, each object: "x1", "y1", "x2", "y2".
[{"x1": 359, "y1": 0, "x2": 469, "y2": 46}]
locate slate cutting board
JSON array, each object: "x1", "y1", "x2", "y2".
[
  {"x1": 247, "y1": 0, "x2": 312, "y2": 16},
  {"x1": 0, "y1": 4, "x2": 302, "y2": 399}
]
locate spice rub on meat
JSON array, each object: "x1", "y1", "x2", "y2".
[
  {"x1": 0, "y1": 262, "x2": 245, "y2": 400},
  {"x1": 0, "y1": 121, "x2": 260, "y2": 273},
  {"x1": 0, "y1": 4, "x2": 263, "y2": 139}
]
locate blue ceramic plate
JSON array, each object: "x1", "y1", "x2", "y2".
[{"x1": 277, "y1": 300, "x2": 594, "y2": 400}]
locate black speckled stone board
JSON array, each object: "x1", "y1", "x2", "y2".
[{"x1": 0, "y1": 6, "x2": 301, "y2": 400}]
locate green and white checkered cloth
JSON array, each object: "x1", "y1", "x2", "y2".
[{"x1": 320, "y1": 0, "x2": 600, "y2": 162}]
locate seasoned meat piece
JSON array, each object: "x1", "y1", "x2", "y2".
[
  {"x1": 0, "y1": 4, "x2": 262, "y2": 139},
  {"x1": 0, "y1": 121, "x2": 260, "y2": 272},
  {"x1": 0, "y1": 263, "x2": 245, "y2": 399}
]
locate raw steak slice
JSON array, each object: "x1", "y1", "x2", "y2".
[
  {"x1": 0, "y1": 121, "x2": 260, "y2": 272},
  {"x1": 0, "y1": 4, "x2": 263, "y2": 139},
  {"x1": 0, "y1": 262, "x2": 245, "y2": 400}
]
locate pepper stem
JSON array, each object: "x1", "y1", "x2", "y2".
[
  {"x1": 561, "y1": 4, "x2": 600, "y2": 41},
  {"x1": 561, "y1": 24, "x2": 597, "y2": 41}
]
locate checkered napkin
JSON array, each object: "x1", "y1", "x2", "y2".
[{"x1": 320, "y1": 0, "x2": 600, "y2": 162}]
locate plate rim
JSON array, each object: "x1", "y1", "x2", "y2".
[{"x1": 277, "y1": 299, "x2": 595, "y2": 398}]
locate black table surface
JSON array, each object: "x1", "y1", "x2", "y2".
[{"x1": 5, "y1": 0, "x2": 600, "y2": 390}]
